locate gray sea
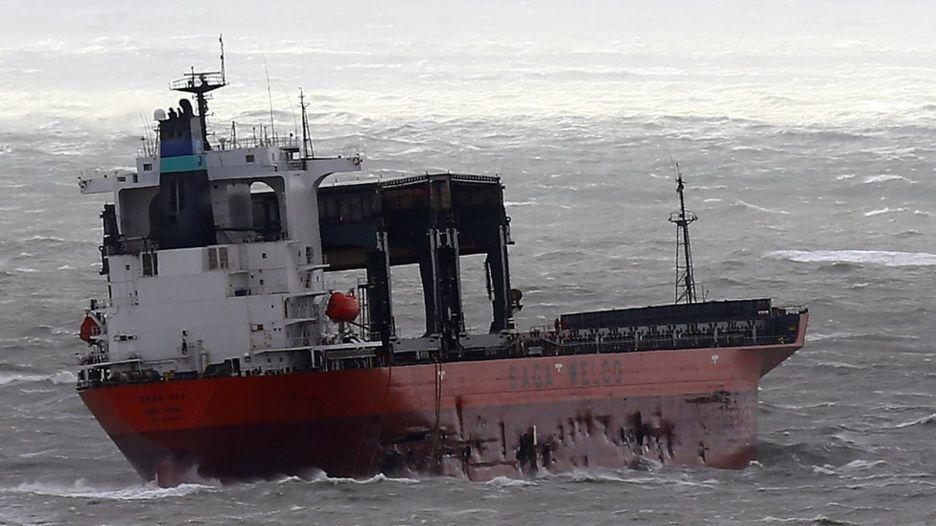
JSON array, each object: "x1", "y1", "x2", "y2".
[{"x1": 2, "y1": 1, "x2": 936, "y2": 524}]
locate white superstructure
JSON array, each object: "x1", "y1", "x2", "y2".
[{"x1": 78, "y1": 74, "x2": 367, "y2": 381}]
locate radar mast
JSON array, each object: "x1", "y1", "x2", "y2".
[{"x1": 170, "y1": 35, "x2": 227, "y2": 151}]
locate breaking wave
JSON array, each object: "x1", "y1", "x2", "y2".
[
  {"x1": 0, "y1": 373, "x2": 47, "y2": 385},
  {"x1": 551, "y1": 466, "x2": 717, "y2": 488},
  {"x1": 895, "y1": 413, "x2": 936, "y2": 429},
  {"x1": 767, "y1": 250, "x2": 936, "y2": 267},
  {"x1": 289, "y1": 472, "x2": 421, "y2": 485},
  {"x1": 6, "y1": 480, "x2": 214, "y2": 500},
  {"x1": 757, "y1": 440, "x2": 863, "y2": 469},
  {"x1": 485, "y1": 476, "x2": 537, "y2": 487}
]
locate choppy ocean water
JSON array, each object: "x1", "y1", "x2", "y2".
[{"x1": 2, "y1": 2, "x2": 936, "y2": 524}]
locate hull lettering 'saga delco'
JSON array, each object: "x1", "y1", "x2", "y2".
[{"x1": 75, "y1": 60, "x2": 807, "y2": 486}]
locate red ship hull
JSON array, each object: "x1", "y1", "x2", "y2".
[{"x1": 80, "y1": 318, "x2": 806, "y2": 485}]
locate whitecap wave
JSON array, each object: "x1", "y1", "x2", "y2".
[
  {"x1": 0, "y1": 370, "x2": 76, "y2": 386},
  {"x1": 307, "y1": 472, "x2": 420, "y2": 485},
  {"x1": 864, "y1": 207, "x2": 907, "y2": 217},
  {"x1": 49, "y1": 371, "x2": 78, "y2": 384},
  {"x1": 863, "y1": 174, "x2": 915, "y2": 184},
  {"x1": 560, "y1": 470, "x2": 660, "y2": 484},
  {"x1": 895, "y1": 413, "x2": 936, "y2": 429},
  {"x1": 807, "y1": 331, "x2": 867, "y2": 342},
  {"x1": 555, "y1": 467, "x2": 716, "y2": 488},
  {"x1": 816, "y1": 361, "x2": 865, "y2": 370},
  {"x1": 767, "y1": 250, "x2": 936, "y2": 267},
  {"x1": 444, "y1": 508, "x2": 500, "y2": 517},
  {"x1": 485, "y1": 476, "x2": 537, "y2": 487},
  {"x1": 273, "y1": 475, "x2": 307, "y2": 484},
  {"x1": 765, "y1": 401, "x2": 837, "y2": 410},
  {"x1": 840, "y1": 459, "x2": 886, "y2": 471},
  {"x1": 757, "y1": 514, "x2": 851, "y2": 524},
  {"x1": 7, "y1": 480, "x2": 214, "y2": 500},
  {"x1": 271, "y1": 471, "x2": 421, "y2": 486},
  {"x1": 736, "y1": 200, "x2": 790, "y2": 215},
  {"x1": 23, "y1": 235, "x2": 66, "y2": 242},
  {"x1": 0, "y1": 373, "x2": 48, "y2": 386}
]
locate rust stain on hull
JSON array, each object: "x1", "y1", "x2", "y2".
[{"x1": 108, "y1": 391, "x2": 757, "y2": 484}]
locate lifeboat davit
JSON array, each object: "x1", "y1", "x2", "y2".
[{"x1": 326, "y1": 291, "x2": 360, "y2": 323}]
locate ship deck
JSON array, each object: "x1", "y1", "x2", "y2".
[{"x1": 77, "y1": 300, "x2": 807, "y2": 390}]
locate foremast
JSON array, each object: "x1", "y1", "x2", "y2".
[{"x1": 668, "y1": 162, "x2": 701, "y2": 304}]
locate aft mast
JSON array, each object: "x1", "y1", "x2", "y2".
[
  {"x1": 170, "y1": 36, "x2": 227, "y2": 151},
  {"x1": 668, "y1": 162, "x2": 699, "y2": 304}
]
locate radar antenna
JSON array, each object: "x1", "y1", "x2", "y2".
[
  {"x1": 170, "y1": 35, "x2": 228, "y2": 151},
  {"x1": 668, "y1": 162, "x2": 701, "y2": 304}
]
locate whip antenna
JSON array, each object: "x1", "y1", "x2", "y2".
[
  {"x1": 219, "y1": 34, "x2": 226, "y2": 84},
  {"x1": 264, "y1": 58, "x2": 275, "y2": 143},
  {"x1": 299, "y1": 88, "x2": 314, "y2": 159}
]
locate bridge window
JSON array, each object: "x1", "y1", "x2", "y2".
[
  {"x1": 208, "y1": 247, "x2": 229, "y2": 270},
  {"x1": 250, "y1": 182, "x2": 282, "y2": 241}
]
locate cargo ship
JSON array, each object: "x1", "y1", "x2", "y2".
[{"x1": 75, "y1": 55, "x2": 807, "y2": 486}]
